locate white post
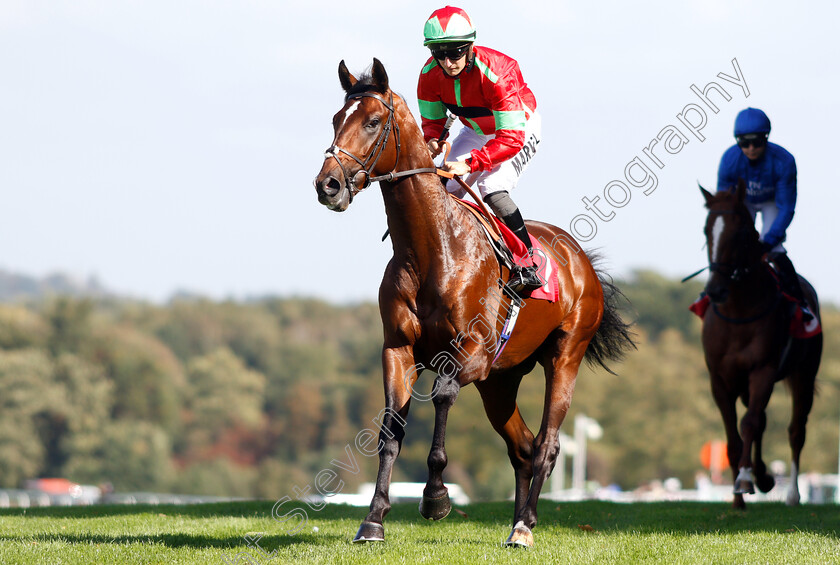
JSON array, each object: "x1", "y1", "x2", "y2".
[
  {"x1": 572, "y1": 415, "x2": 587, "y2": 491},
  {"x1": 836, "y1": 403, "x2": 840, "y2": 504},
  {"x1": 572, "y1": 414, "x2": 602, "y2": 492},
  {"x1": 556, "y1": 457, "x2": 565, "y2": 493},
  {"x1": 551, "y1": 433, "x2": 575, "y2": 494}
]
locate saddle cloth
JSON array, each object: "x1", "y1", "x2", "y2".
[
  {"x1": 453, "y1": 197, "x2": 560, "y2": 302},
  {"x1": 688, "y1": 270, "x2": 821, "y2": 339}
]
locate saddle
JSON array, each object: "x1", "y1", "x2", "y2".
[
  {"x1": 450, "y1": 195, "x2": 560, "y2": 362},
  {"x1": 766, "y1": 263, "x2": 821, "y2": 339},
  {"x1": 453, "y1": 197, "x2": 514, "y2": 266},
  {"x1": 688, "y1": 263, "x2": 821, "y2": 339},
  {"x1": 451, "y1": 195, "x2": 559, "y2": 303}
]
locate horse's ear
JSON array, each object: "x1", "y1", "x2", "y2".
[
  {"x1": 371, "y1": 58, "x2": 389, "y2": 92},
  {"x1": 699, "y1": 184, "x2": 714, "y2": 205},
  {"x1": 734, "y1": 178, "x2": 747, "y2": 203},
  {"x1": 338, "y1": 60, "x2": 357, "y2": 93}
]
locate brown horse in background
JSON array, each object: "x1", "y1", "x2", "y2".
[
  {"x1": 313, "y1": 59, "x2": 634, "y2": 546},
  {"x1": 700, "y1": 182, "x2": 822, "y2": 509}
]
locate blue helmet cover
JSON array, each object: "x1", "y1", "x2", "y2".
[{"x1": 734, "y1": 107, "x2": 771, "y2": 136}]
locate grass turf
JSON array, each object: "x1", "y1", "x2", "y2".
[{"x1": 0, "y1": 500, "x2": 838, "y2": 564}]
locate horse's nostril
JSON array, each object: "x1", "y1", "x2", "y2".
[{"x1": 320, "y1": 176, "x2": 341, "y2": 197}]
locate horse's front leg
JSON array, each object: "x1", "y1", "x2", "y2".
[
  {"x1": 736, "y1": 368, "x2": 776, "y2": 500},
  {"x1": 353, "y1": 345, "x2": 417, "y2": 543},
  {"x1": 752, "y1": 410, "x2": 776, "y2": 494},
  {"x1": 710, "y1": 374, "x2": 746, "y2": 509},
  {"x1": 419, "y1": 372, "x2": 461, "y2": 520}
]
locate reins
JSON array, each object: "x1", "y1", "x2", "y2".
[
  {"x1": 329, "y1": 91, "x2": 502, "y2": 239},
  {"x1": 436, "y1": 141, "x2": 502, "y2": 238},
  {"x1": 681, "y1": 266, "x2": 708, "y2": 283}
]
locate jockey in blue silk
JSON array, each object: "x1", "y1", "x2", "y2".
[{"x1": 717, "y1": 107, "x2": 810, "y2": 315}]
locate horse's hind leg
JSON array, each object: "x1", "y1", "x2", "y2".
[
  {"x1": 786, "y1": 343, "x2": 819, "y2": 506},
  {"x1": 419, "y1": 373, "x2": 461, "y2": 521},
  {"x1": 512, "y1": 330, "x2": 586, "y2": 544},
  {"x1": 475, "y1": 371, "x2": 535, "y2": 526}
]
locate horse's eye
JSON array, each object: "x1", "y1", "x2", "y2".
[{"x1": 366, "y1": 118, "x2": 380, "y2": 130}]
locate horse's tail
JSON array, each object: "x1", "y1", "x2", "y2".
[
  {"x1": 584, "y1": 252, "x2": 637, "y2": 375},
  {"x1": 798, "y1": 275, "x2": 821, "y2": 320}
]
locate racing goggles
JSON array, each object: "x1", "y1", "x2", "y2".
[
  {"x1": 431, "y1": 44, "x2": 471, "y2": 61},
  {"x1": 736, "y1": 134, "x2": 768, "y2": 148}
]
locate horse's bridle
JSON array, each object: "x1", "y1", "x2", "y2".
[
  {"x1": 324, "y1": 90, "x2": 435, "y2": 196},
  {"x1": 705, "y1": 207, "x2": 783, "y2": 323},
  {"x1": 706, "y1": 209, "x2": 757, "y2": 283}
]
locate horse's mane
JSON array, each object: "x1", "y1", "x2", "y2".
[
  {"x1": 345, "y1": 70, "x2": 387, "y2": 98},
  {"x1": 344, "y1": 78, "x2": 410, "y2": 115}
]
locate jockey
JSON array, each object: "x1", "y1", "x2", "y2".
[
  {"x1": 717, "y1": 107, "x2": 812, "y2": 318},
  {"x1": 418, "y1": 6, "x2": 544, "y2": 293}
]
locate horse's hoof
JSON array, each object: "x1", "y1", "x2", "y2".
[
  {"x1": 419, "y1": 492, "x2": 451, "y2": 521},
  {"x1": 786, "y1": 488, "x2": 801, "y2": 506},
  {"x1": 733, "y1": 481, "x2": 755, "y2": 495},
  {"x1": 503, "y1": 521, "x2": 534, "y2": 548},
  {"x1": 352, "y1": 521, "x2": 385, "y2": 543},
  {"x1": 756, "y1": 474, "x2": 775, "y2": 494},
  {"x1": 733, "y1": 467, "x2": 755, "y2": 495}
]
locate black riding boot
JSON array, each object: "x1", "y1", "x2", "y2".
[
  {"x1": 768, "y1": 251, "x2": 813, "y2": 320},
  {"x1": 483, "y1": 191, "x2": 544, "y2": 293},
  {"x1": 499, "y1": 209, "x2": 544, "y2": 293},
  {"x1": 768, "y1": 252, "x2": 802, "y2": 300}
]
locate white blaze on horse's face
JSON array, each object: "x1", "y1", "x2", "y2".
[
  {"x1": 339, "y1": 100, "x2": 361, "y2": 131},
  {"x1": 710, "y1": 215, "x2": 725, "y2": 263}
]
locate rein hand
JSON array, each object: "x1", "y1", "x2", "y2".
[{"x1": 443, "y1": 160, "x2": 471, "y2": 176}]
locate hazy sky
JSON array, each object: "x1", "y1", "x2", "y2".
[{"x1": 2, "y1": 1, "x2": 838, "y2": 305}]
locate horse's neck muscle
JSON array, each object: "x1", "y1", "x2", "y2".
[
  {"x1": 381, "y1": 100, "x2": 479, "y2": 284},
  {"x1": 382, "y1": 176, "x2": 454, "y2": 264},
  {"x1": 726, "y1": 267, "x2": 777, "y2": 315}
]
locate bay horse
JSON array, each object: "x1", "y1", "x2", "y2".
[
  {"x1": 700, "y1": 182, "x2": 822, "y2": 509},
  {"x1": 314, "y1": 58, "x2": 634, "y2": 547}
]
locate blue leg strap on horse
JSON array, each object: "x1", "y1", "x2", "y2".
[{"x1": 492, "y1": 293, "x2": 524, "y2": 363}]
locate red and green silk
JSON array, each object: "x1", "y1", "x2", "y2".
[{"x1": 417, "y1": 46, "x2": 537, "y2": 173}]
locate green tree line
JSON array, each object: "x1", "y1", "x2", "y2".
[{"x1": 0, "y1": 271, "x2": 837, "y2": 501}]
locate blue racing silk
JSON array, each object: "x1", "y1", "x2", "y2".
[{"x1": 717, "y1": 142, "x2": 797, "y2": 247}]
